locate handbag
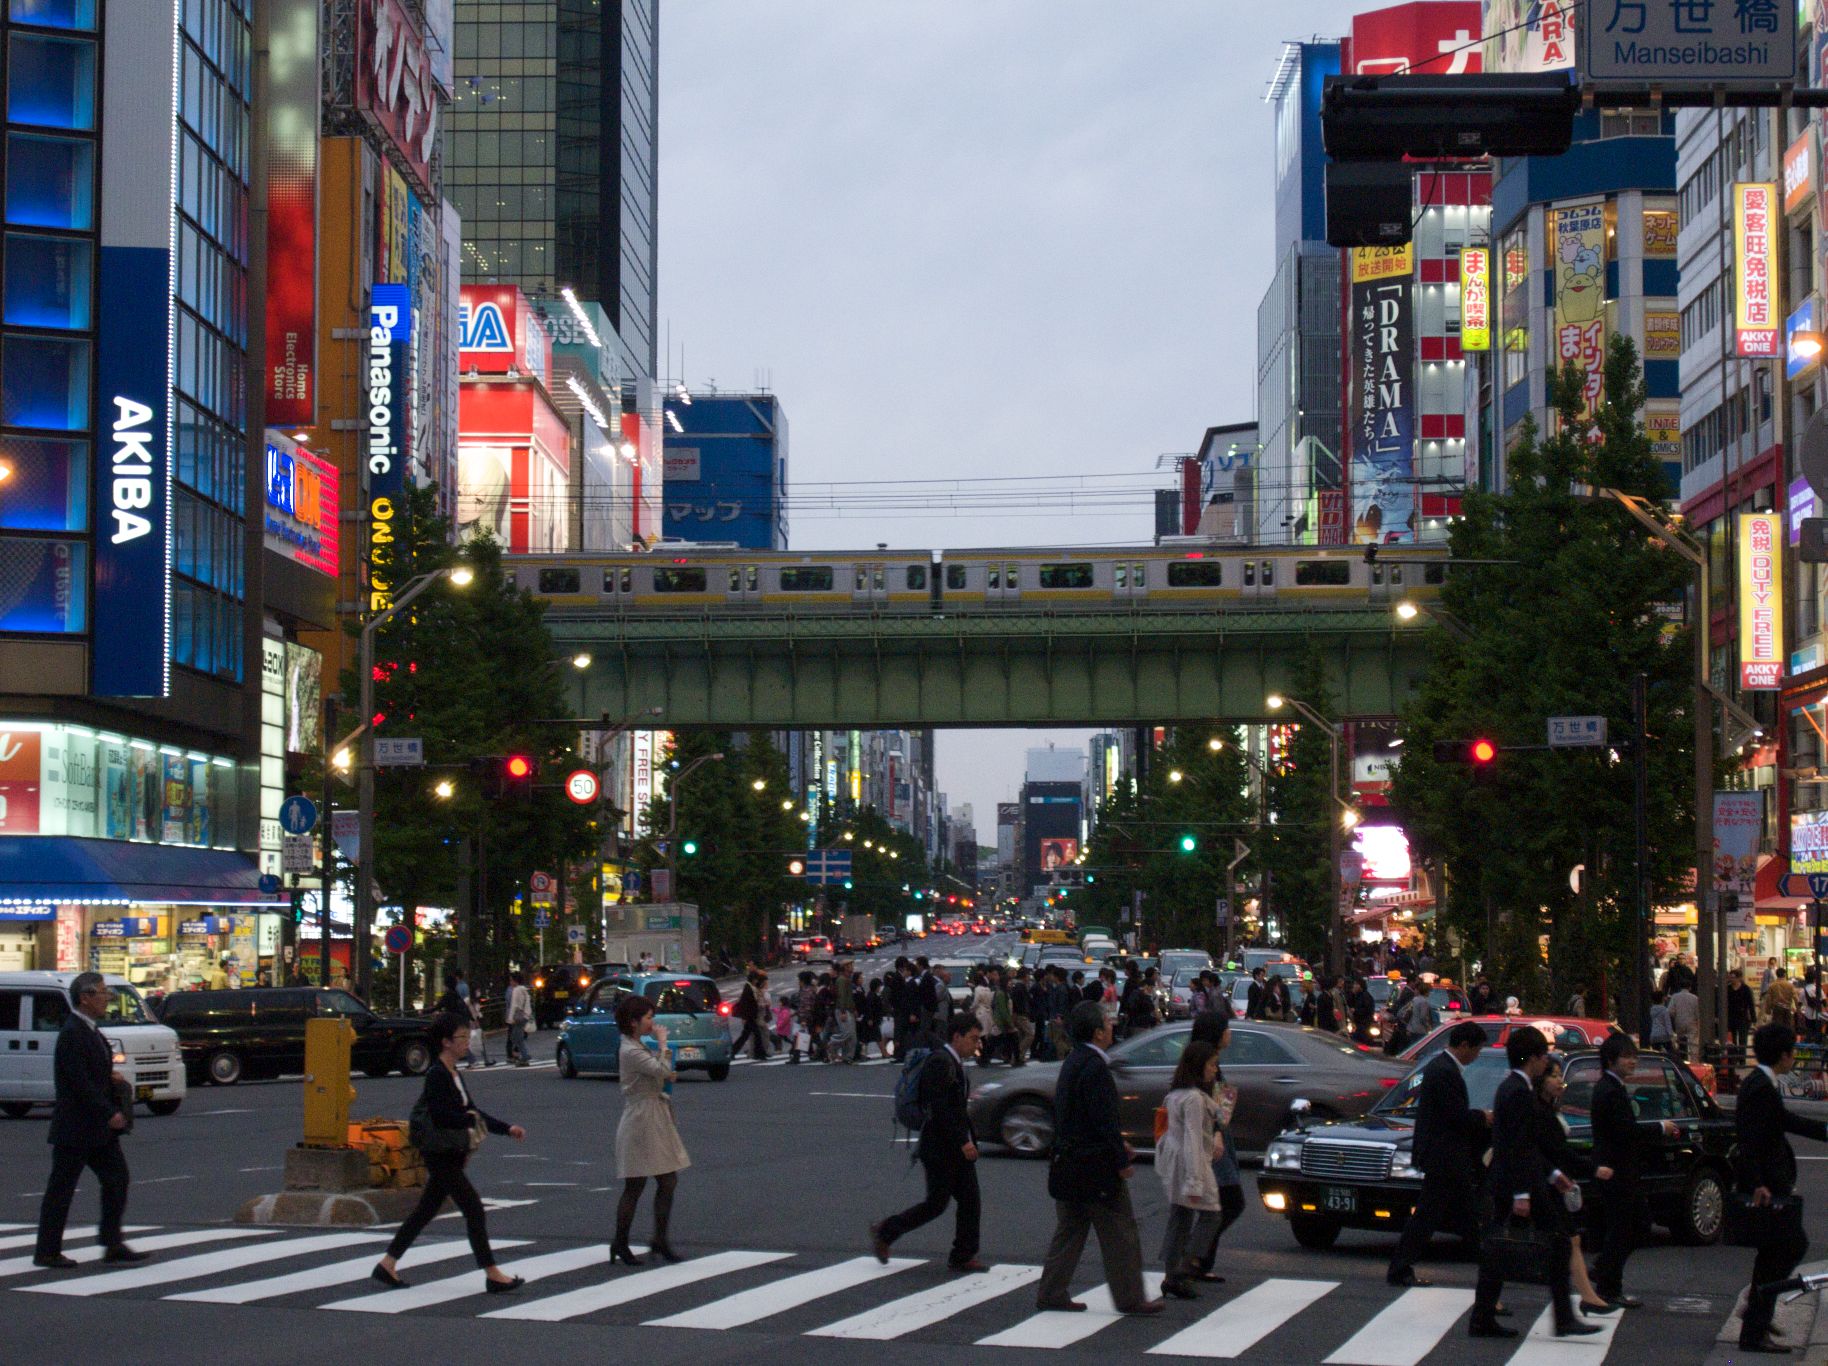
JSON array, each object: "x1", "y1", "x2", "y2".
[
  {"x1": 1724, "y1": 1193, "x2": 1804, "y2": 1249},
  {"x1": 408, "y1": 1095, "x2": 474, "y2": 1156},
  {"x1": 1479, "y1": 1217, "x2": 1562, "y2": 1285}
]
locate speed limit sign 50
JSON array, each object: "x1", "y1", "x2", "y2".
[{"x1": 564, "y1": 768, "x2": 600, "y2": 805}]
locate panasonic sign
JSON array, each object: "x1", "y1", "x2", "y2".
[{"x1": 367, "y1": 283, "x2": 412, "y2": 613}]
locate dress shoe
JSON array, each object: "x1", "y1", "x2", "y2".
[
  {"x1": 101, "y1": 1245, "x2": 151, "y2": 1264},
  {"x1": 948, "y1": 1258, "x2": 988, "y2": 1273},
  {"x1": 1577, "y1": 1299, "x2": 1621, "y2": 1316},
  {"x1": 1036, "y1": 1299, "x2": 1087, "y2": 1312},
  {"x1": 1607, "y1": 1293, "x2": 1643, "y2": 1309},
  {"x1": 610, "y1": 1241, "x2": 645, "y2": 1267},
  {"x1": 370, "y1": 1264, "x2": 409, "y2": 1289},
  {"x1": 1162, "y1": 1277, "x2": 1199, "y2": 1301},
  {"x1": 1737, "y1": 1334, "x2": 1792, "y2": 1355},
  {"x1": 1121, "y1": 1298, "x2": 1168, "y2": 1316},
  {"x1": 1553, "y1": 1320, "x2": 1604, "y2": 1338},
  {"x1": 30, "y1": 1255, "x2": 77, "y2": 1270},
  {"x1": 868, "y1": 1223, "x2": 891, "y2": 1265},
  {"x1": 1387, "y1": 1269, "x2": 1433, "y2": 1288},
  {"x1": 1468, "y1": 1318, "x2": 1520, "y2": 1339},
  {"x1": 484, "y1": 1274, "x2": 525, "y2": 1295}
]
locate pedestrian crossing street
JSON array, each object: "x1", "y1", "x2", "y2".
[{"x1": 0, "y1": 1220, "x2": 1672, "y2": 1360}]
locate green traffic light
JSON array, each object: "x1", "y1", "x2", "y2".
[
  {"x1": 1179, "y1": 834, "x2": 1197, "y2": 853},
  {"x1": 682, "y1": 839, "x2": 699, "y2": 856}
]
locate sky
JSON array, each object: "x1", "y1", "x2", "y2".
[{"x1": 659, "y1": 0, "x2": 1367, "y2": 836}]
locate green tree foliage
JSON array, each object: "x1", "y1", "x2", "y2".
[
  {"x1": 1263, "y1": 643, "x2": 1342, "y2": 964},
  {"x1": 345, "y1": 486, "x2": 595, "y2": 983},
  {"x1": 1390, "y1": 338, "x2": 1694, "y2": 1016}
]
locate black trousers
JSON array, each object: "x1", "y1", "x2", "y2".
[
  {"x1": 877, "y1": 1152, "x2": 979, "y2": 1265},
  {"x1": 732, "y1": 1018, "x2": 770, "y2": 1059},
  {"x1": 388, "y1": 1152, "x2": 497, "y2": 1268},
  {"x1": 1589, "y1": 1183, "x2": 1646, "y2": 1297},
  {"x1": 1743, "y1": 1224, "x2": 1810, "y2": 1342},
  {"x1": 1389, "y1": 1164, "x2": 1479, "y2": 1277},
  {"x1": 1474, "y1": 1203, "x2": 1574, "y2": 1328},
  {"x1": 36, "y1": 1139, "x2": 129, "y2": 1258}
]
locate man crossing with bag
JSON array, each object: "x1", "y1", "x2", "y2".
[
  {"x1": 869, "y1": 1013, "x2": 985, "y2": 1271},
  {"x1": 1387, "y1": 1021, "x2": 1489, "y2": 1287}
]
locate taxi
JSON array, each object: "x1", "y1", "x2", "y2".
[{"x1": 556, "y1": 973, "x2": 734, "y2": 1081}]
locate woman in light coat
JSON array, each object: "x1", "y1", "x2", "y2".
[
  {"x1": 1156, "y1": 1039, "x2": 1225, "y2": 1299},
  {"x1": 611, "y1": 994, "x2": 691, "y2": 1266},
  {"x1": 971, "y1": 971, "x2": 996, "y2": 1038}
]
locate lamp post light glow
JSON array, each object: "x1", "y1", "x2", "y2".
[
  {"x1": 433, "y1": 779, "x2": 455, "y2": 800},
  {"x1": 570, "y1": 652, "x2": 592, "y2": 670},
  {"x1": 1395, "y1": 600, "x2": 1420, "y2": 621}
]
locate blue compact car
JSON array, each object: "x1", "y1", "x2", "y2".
[{"x1": 555, "y1": 972, "x2": 733, "y2": 1082}]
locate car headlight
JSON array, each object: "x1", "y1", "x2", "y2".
[
  {"x1": 1264, "y1": 1139, "x2": 1303, "y2": 1171},
  {"x1": 111, "y1": 1047, "x2": 127, "y2": 1065},
  {"x1": 1390, "y1": 1152, "x2": 1423, "y2": 1180},
  {"x1": 559, "y1": 1018, "x2": 574, "y2": 1033}
]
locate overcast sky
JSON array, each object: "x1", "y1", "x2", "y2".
[{"x1": 659, "y1": 0, "x2": 1366, "y2": 838}]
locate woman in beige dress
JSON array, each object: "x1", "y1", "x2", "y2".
[{"x1": 611, "y1": 993, "x2": 691, "y2": 1266}]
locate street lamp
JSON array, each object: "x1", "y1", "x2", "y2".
[
  {"x1": 356, "y1": 563, "x2": 473, "y2": 997},
  {"x1": 1168, "y1": 769, "x2": 1184, "y2": 784},
  {"x1": 752, "y1": 778, "x2": 767, "y2": 792},
  {"x1": 665, "y1": 752, "x2": 725, "y2": 896},
  {"x1": 1267, "y1": 691, "x2": 1346, "y2": 976},
  {"x1": 570, "y1": 652, "x2": 593, "y2": 670},
  {"x1": 1393, "y1": 599, "x2": 1474, "y2": 640},
  {"x1": 433, "y1": 779, "x2": 455, "y2": 800},
  {"x1": 1208, "y1": 737, "x2": 1224, "y2": 752}
]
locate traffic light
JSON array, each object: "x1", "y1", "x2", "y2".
[
  {"x1": 1178, "y1": 834, "x2": 1198, "y2": 854},
  {"x1": 787, "y1": 857, "x2": 806, "y2": 876},
  {"x1": 681, "y1": 838, "x2": 700, "y2": 857},
  {"x1": 1433, "y1": 738, "x2": 1498, "y2": 766},
  {"x1": 503, "y1": 753, "x2": 535, "y2": 800}
]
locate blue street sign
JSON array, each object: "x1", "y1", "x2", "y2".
[
  {"x1": 623, "y1": 871, "x2": 643, "y2": 893},
  {"x1": 278, "y1": 795, "x2": 319, "y2": 836},
  {"x1": 1779, "y1": 872, "x2": 1828, "y2": 901},
  {"x1": 534, "y1": 911, "x2": 551, "y2": 929},
  {"x1": 803, "y1": 850, "x2": 854, "y2": 886},
  {"x1": 257, "y1": 873, "x2": 281, "y2": 895}
]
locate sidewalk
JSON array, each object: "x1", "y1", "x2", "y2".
[{"x1": 1702, "y1": 1258, "x2": 1828, "y2": 1364}]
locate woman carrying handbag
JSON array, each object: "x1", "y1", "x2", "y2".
[
  {"x1": 612, "y1": 993, "x2": 692, "y2": 1265},
  {"x1": 1156, "y1": 1041, "x2": 1225, "y2": 1299},
  {"x1": 1187, "y1": 1009, "x2": 1246, "y2": 1281},
  {"x1": 374, "y1": 1012, "x2": 526, "y2": 1293}
]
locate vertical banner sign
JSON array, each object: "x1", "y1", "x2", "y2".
[
  {"x1": 1347, "y1": 245, "x2": 1415, "y2": 545},
  {"x1": 1459, "y1": 246, "x2": 1491, "y2": 351},
  {"x1": 1317, "y1": 490, "x2": 1346, "y2": 546},
  {"x1": 1713, "y1": 791, "x2": 1765, "y2": 898},
  {"x1": 366, "y1": 284, "x2": 412, "y2": 613},
  {"x1": 1738, "y1": 511, "x2": 1784, "y2": 688},
  {"x1": 1735, "y1": 183, "x2": 1781, "y2": 358},
  {"x1": 266, "y1": 0, "x2": 320, "y2": 426},
  {"x1": 95, "y1": 0, "x2": 180, "y2": 697},
  {"x1": 1551, "y1": 202, "x2": 1607, "y2": 416}
]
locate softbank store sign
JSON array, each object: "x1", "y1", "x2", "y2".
[
  {"x1": 367, "y1": 283, "x2": 412, "y2": 611},
  {"x1": 94, "y1": 0, "x2": 182, "y2": 697}
]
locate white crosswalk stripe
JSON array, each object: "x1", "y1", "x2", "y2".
[
  {"x1": 0, "y1": 1227, "x2": 270, "y2": 1280},
  {"x1": 165, "y1": 1238, "x2": 530, "y2": 1304},
  {"x1": 645, "y1": 1254, "x2": 922, "y2": 1330},
  {"x1": 22, "y1": 1230, "x2": 387, "y2": 1296},
  {"x1": 482, "y1": 1249, "x2": 791, "y2": 1322},
  {"x1": 808, "y1": 1262, "x2": 1042, "y2": 1339},
  {"x1": 1505, "y1": 1303, "x2": 1626, "y2": 1364},
  {"x1": 1323, "y1": 1286, "x2": 1476, "y2": 1365},
  {"x1": 0, "y1": 1225, "x2": 154, "y2": 1254},
  {"x1": 1148, "y1": 1278, "x2": 1339, "y2": 1358},
  {"x1": 319, "y1": 1245, "x2": 612, "y2": 1314},
  {"x1": 975, "y1": 1272, "x2": 1167, "y2": 1349}
]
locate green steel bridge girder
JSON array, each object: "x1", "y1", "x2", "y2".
[{"x1": 545, "y1": 605, "x2": 1435, "y2": 729}]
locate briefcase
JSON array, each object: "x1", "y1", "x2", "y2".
[
  {"x1": 111, "y1": 1076, "x2": 134, "y2": 1135},
  {"x1": 1724, "y1": 1193, "x2": 1804, "y2": 1249},
  {"x1": 1479, "y1": 1218, "x2": 1560, "y2": 1285}
]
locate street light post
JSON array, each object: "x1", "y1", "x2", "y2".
[
  {"x1": 664, "y1": 752, "x2": 725, "y2": 898},
  {"x1": 1268, "y1": 694, "x2": 1347, "y2": 978},
  {"x1": 356, "y1": 563, "x2": 472, "y2": 1000}
]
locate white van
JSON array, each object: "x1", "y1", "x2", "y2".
[{"x1": 0, "y1": 971, "x2": 186, "y2": 1118}]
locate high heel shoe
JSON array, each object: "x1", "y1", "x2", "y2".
[
  {"x1": 651, "y1": 1240, "x2": 684, "y2": 1264},
  {"x1": 610, "y1": 1241, "x2": 646, "y2": 1267},
  {"x1": 370, "y1": 1264, "x2": 409, "y2": 1289},
  {"x1": 484, "y1": 1274, "x2": 525, "y2": 1295}
]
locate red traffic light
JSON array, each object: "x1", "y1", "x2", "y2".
[
  {"x1": 505, "y1": 755, "x2": 533, "y2": 779},
  {"x1": 1470, "y1": 738, "x2": 1496, "y2": 764}
]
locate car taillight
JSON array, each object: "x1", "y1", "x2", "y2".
[
  {"x1": 1379, "y1": 1076, "x2": 1400, "y2": 1087},
  {"x1": 718, "y1": 1002, "x2": 732, "y2": 1016},
  {"x1": 578, "y1": 975, "x2": 590, "y2": 987},
  {"x1": 533, "y1": 976, "x2": 545, "y2": 989}
]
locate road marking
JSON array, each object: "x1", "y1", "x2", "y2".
[
  {"x1": 166, "y1": 1238, "x2": 530, "y2": 1304},
  {"x1": 320, "y1": 1245, "x2": 612, "y2": 1313},
  {"x1": 645, "y1": 1255, "x2": 923, "y2": 1330},
  {"x1": 136, "y1": 1175, "x2": 196, "y2": 1185},
  {"x1": 1503, "y1": 1303, "x2": 1624, "y2": 1364},
  {"x1": 198, "y1": 1108, "x2": 256, "y2": 1115},
  {"x1": 0, "y1": 1224, "x2": 154, "y2": 1254},
  {"x1": 976, "y1": 1272, "x2": 1166, "y2": 1348},
  {"x1": 810, "y1": 1092, "x2": 893, "y2": 1099},
  {"x1": 0, "y1": 1228, "x2": 271, "y2": 1280},
  {"x1": 1149, "y1": 1278, "x2": 1339, "y2": 1358},
  {"x1": 483, "y1": 1248, "x2": 790, "y2": 1322},
  {"x1": 809, "y1": 1263, "x2": 1042, "y2": 1339},
  {"x1": 22, "y1": 1231, "x2": 387, "y2": 1296},
  {"x1": 0, "y1": 1224, "x2": 29, "y2": 1232},
  {"x1": 522, "y1": 1182, "x2": 579, "y2": 1188},
  {"x1": 1324, "y1": 1286, "x2": 1474, "y2": 1364}
]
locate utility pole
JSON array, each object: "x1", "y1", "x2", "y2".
[{"x1": 1634, "y1": 672, "x2": 1652, "y2": 1045}]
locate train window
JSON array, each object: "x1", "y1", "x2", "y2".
[
  {"x1": 620, "y1": 569, "x2": 632, "y2": 593},
  {"x1": 988, "y1": 565, "x2": 1001, "y2": 589},
  {"x1": 538, "y1": 568, "x2": 580, "y2": 594},
  {"x1": 654, "y1": 567, "x2": 707, "y2": 592},
  {"x1": 1114, "y1": 565, "x2": 1127, "y2": 588},
  {"x1": 873, "y1": 568, "x2": 885, "y2": 591},
  {"x1": 728, "y1": 568, "x2": 742, "y2": 591},
  {"x1": 1390, "y1": 566, "x2": 1404, "y2": 585},
  {"x1": 1424, "y1": 564, "x2": 1447, "y2": 585},
  {"x1": 1243, "y1": 561, "x2": 1255, "y2": 587},
  {"x1": 1167, "y1": 562, "x2": 1223, "y2": 587},
  {"x1": 906, "y1": 565, "x2": 927, "y2": 591},
  {"x1": 1006, "y1": 563, "x2": 1018, "y2": 588},
  {"x1": 1294, "y1": 561, "x2": 1351, "y2": 586},
  {"x1": 855, "y1": 567, "x2": 868, "y2": 591},
  {"x1": 1370, "y1": 565, "x2": 1384, "y2": 586},
  {"x1": 946, "y1": 564, "x2": 966, "y2": 590},
  {"x1": 1261, "y1": 561, "x2": 1275, "y2": 586},
  {"x1": 601, "y1": 570, "x2": 618, "y2": 593},
  {"x1": 781, "y1": 567, "x2": 834, "y2": 591},
  {"x1": 746, "y1": 566, "x2": 759, "y2": 591},
  {"x1": 1039, "y1": 563, "x2": 1093, "y2": 589},
  {"x1": 1132, "y1": 563, "x2": 1146, "y2": 586}
]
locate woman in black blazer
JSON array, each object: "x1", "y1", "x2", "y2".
[
  {"x1": 373, "y1": 1012, "x2": 527, "y2": 1293},
  {"x1": 1534, "y1": 1058, "x2": 1617, "y2": 1316}
]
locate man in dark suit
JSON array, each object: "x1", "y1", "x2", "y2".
[
  {"x1": 1734, "y1": 1023, "x2": 1828, "y2": 1353},
  {"x1": 1033, "y1": 1002, "x2": 1166, "y2": 1315},
  {"x1": 34, "y1": 973, "x2": 149, "y2": 1268},
  {"x1": 870, "y1": 1012, "x2": 985, "y2": 1271},
  {"x1": 1470, "y1": 1027, "x2": 1599, "y2": 1339},
  {"x1": 1388, "y1": 1020, "x2": 1492, "y2": 1287},
  {"x1": 1589, "y1": 1033, "x2": 1679, "y2": 1307},
  {"x1": 1245, "y1": 968, "x2": 1268, "y2": 1020}
]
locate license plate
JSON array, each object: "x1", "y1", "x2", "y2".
[
  {"x1": 677, "y1": 1046, "x2": 704, "y2": 1061},
  {"x1": 553, "y1": 991, "x2": 569, "y2": 999},
  {"x1": 1323, "y1": 1186, "x2": 1357, "y2": 1214},
  {"x1": 135, "y1": 1085, "x2": 154, "y2": 1101}
]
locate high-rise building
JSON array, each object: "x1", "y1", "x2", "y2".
[{"x1": 659, "y1": 392, "x2": 789, "y2": 549}]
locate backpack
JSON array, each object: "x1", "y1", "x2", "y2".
[{"x1": 893, "y1": 1046, "x2": 935, "y2": 1132}]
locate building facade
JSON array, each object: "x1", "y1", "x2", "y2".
[{"x1": 658, "y1": 393, "x2": 788, "y2": 550}]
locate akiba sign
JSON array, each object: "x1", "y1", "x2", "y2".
[{"x1": 367, "y1": 283, "x2": 411, "y2": 612}]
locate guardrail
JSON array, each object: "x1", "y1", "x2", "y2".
[{"x1": 1703, "y1": 1041, "x2": 1828, "y2": 1099}]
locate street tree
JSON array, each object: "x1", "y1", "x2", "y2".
[{"x1": 1262, "y1": 643, "x2": 1341, "y2": 965}]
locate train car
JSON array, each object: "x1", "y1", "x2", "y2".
[{"x1": 509, "y1": 550, "x2": 936, "y2": 613}]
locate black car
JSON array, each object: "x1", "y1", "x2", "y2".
[
  {"x1": 1255, "y1": 1048, "x2": 1734, "y2": 1251},
  {"x1": 154, "y1": 987, "x2": 434, "y2": 1085},
  {"x1": 533, "y1": 963, "x2": 600, "y2": 1028}
]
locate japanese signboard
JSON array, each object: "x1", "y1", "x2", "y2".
[
  {"x1": 266, "y1": 0, "x2": 319, "y2": 427},
  {"x1": 1735, "y1": 182, "x2": 1781, "y2": 357},
  {"x1": 355, "y1": 0, "x2": 442, "y2": 192},
  {"x1": 1738, "y1": 511, "x2": 1784, "y2": 688},
  {"x1": 1642, "y1": 207, "x2": 1679, "y2": 257},
  {"x1": 1795, "y1": 809, "x2": 1828, "y2": 875},
  {"x1": 1348, "y1": 2, "x2": 1483, "y2": 75},
  {"x1": 1582, "y1": 0, "x2": 1796, "y2": 88},
  {"x1": 1460, "y1": 246, "x2": 1491, "y2": 351},
  {"x1": 1348, "y1": 245, "x2": 1416, "y2": 545},
  {"x1": 1714, "y1": 791, "x2": 1765, "y2": 895},
  {"x1": 264, "y1": 432, "x2": 339, "y2": 576},
  {"x1": 1787, "y1": 131, "x2": 1816, "y2": 214},
  {"x1": 1644, "y1": 307, "x2": 1680, "y2": 359},
  {"x1": 1552, "y1": 203, "x2": 1608, "y2": 416},
  {"x1": 1484, "y1": 0, "x2": 1575, "y2": 72}
]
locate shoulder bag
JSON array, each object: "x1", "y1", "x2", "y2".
[
  {"x1": 1724, "y1": 1193, "x2": 1804, "y2": 1249},
  {"x1": 1479, "y1": 1216, "x2": 1562, "y2": 1286}
]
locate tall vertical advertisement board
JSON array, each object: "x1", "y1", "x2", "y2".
[{"x1": 1347, "y1": 245, "x2": 1415, "y2": 545}]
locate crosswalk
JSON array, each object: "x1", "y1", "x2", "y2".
[{"x1": 0, "y1": 1222, "x2": 1694, "y2": 1361}]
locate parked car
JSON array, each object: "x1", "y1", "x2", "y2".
[
  {"x1": 967, "y1": 1021, "x2": 1406, "y2": 1158},
  {"x1": 1400, "y1": 1015, "x2": 1621, "y2": 1065},
  {"x1": 1163, "y1": 968, "x2": 1207, "y2": 1020},
  {"x1": 155, "y1": 986, "x2": 433, "y2": 1085},
  {"x1": 788, "y1": 935, "x2": 834, "y2": 961},
  {"x1": 556, "y1": 973, "x2": 733, "y2": 1081},
  {"x1": 1157, "y1": 949, "x2": 1214, "y2": 980},
  {"x1": 532, "y1": 963, "x2": 597, "y2": 1028},
  {"x1": 0, "y1": 971, "x2": 187, "y2": 1118},
  {"x1": 1255, "y1": 1047, "x2": 1733, "y2": 1250}
]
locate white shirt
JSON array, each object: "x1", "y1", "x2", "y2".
[
  {"x1": 1758, "y1": 1063, "x2": 1780, "y2": 1088},
  {"x1": 1088, "y1": 1043, "x2": 1112, "y2": 1063},
  {"x1": 451, "y1": 1065, "x2": 470, "y2": 1108}
]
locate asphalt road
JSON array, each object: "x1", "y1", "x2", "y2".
[{"x1": 0, "y1": 935, "x2": 1815, "y2": 1364}]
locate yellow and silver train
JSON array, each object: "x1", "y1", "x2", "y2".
[{"x1": 508, "y1": 544, "x2": 1448, "y2": 615}]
